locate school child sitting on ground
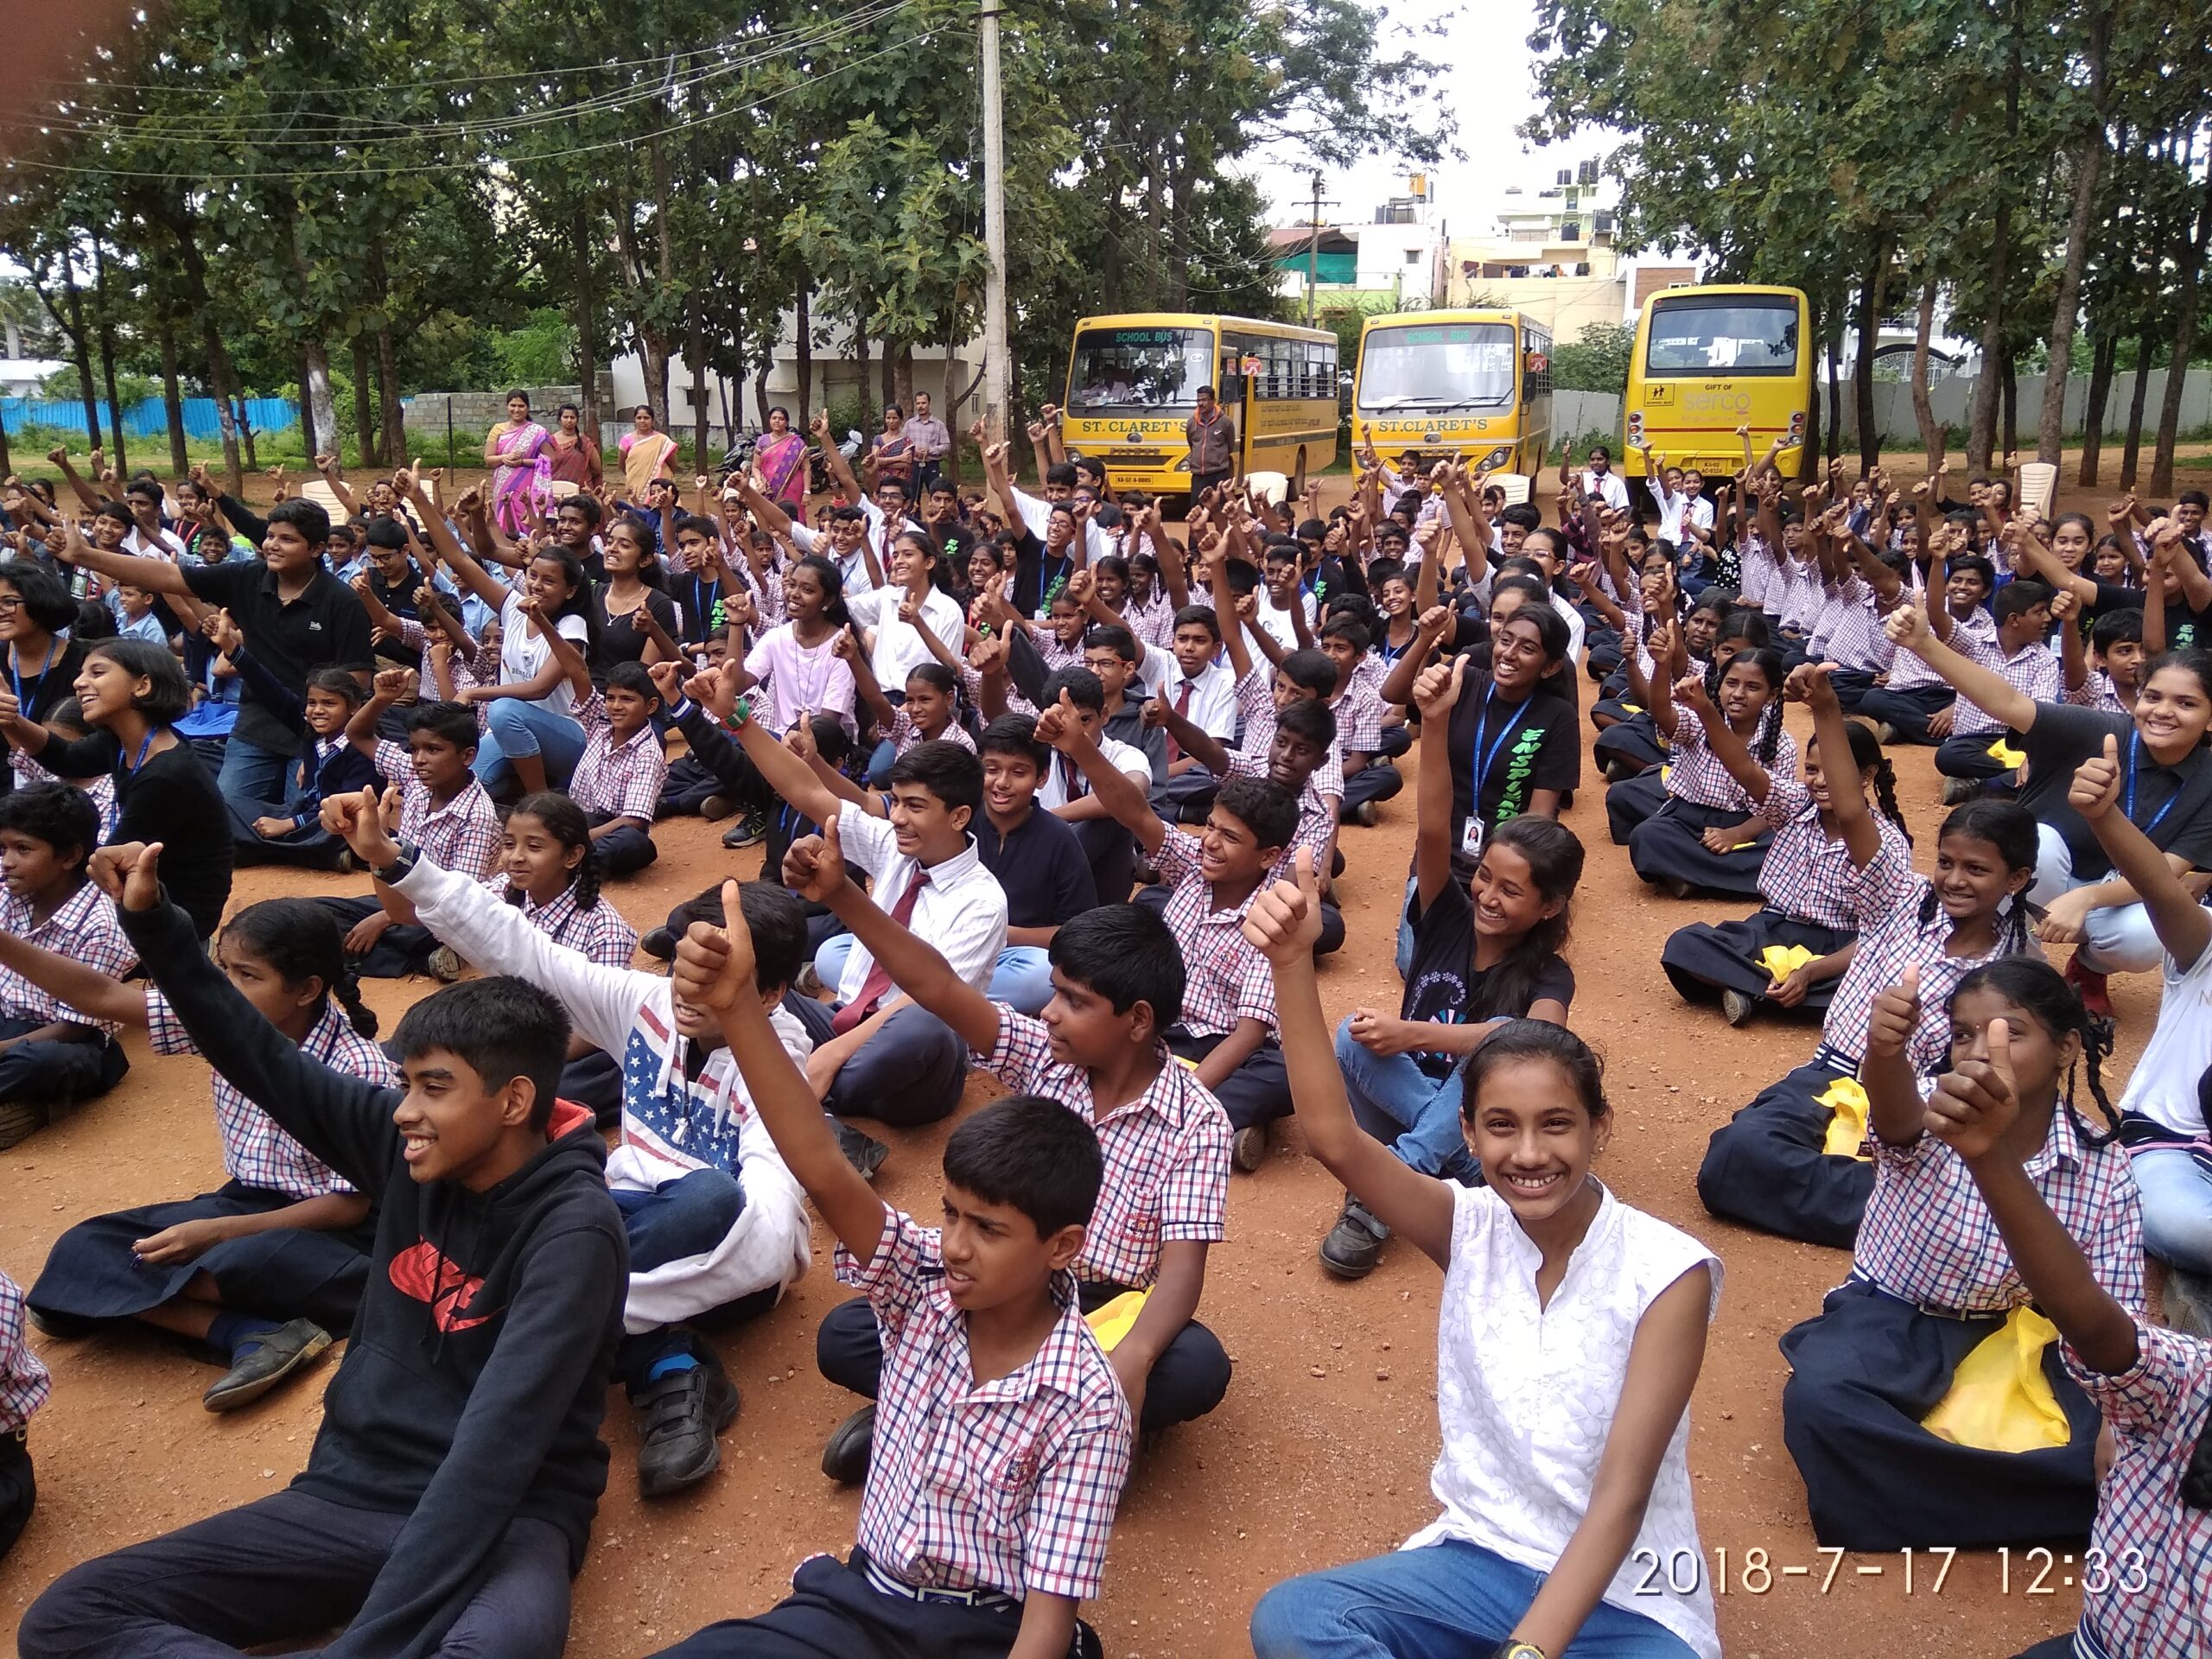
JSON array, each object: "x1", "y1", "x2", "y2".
[
  {"x1": 1244, "y1": 852, "x2": 1724, "y2": 1659},
  {"x1": 323, "y1": 789, "x2": 813, "y2": 1499},
  {"x1": 324, "y1": 671, "x2": 503, "y2": 978},
  {"x1": 1591, "y1": 594, "x2": 1747, "y2": 780},
  {"x1": 968, "y1": 715, "x2": 1102, "y2": 1014},
  {"x1": 1029, "y1": 664, "x2": 1151, "y2": 901},
  {"x1": 1135, "y1": 602, "x2": 1237, "y2": 817},
  {"x1": 1325, "y1": 656, "x2": 1586, "y2": 1281},
  {"x1": 1700, "y1": 666, "x2": 2043, "y2": 1248},
  {"x1": 565, "y1": 659, "x2": 668, "y2": 877},
  {"x1": 12, "y1": 897, "x2": 391, "y2": 1409},
  {"x1": 1661, "y1": 664, "x2": 1912, "y2": 1026},
  {"x1": 649, "y1": 890, "x2": 1130, "y2": 1659},
  {"x1": 1915, "y1": 574, "x2": 2058, "y2": 803},
  {"x1": 1931, "y1": 992, "x2": 2211, "y2": 1659},
  {"x1": 1778, "y1": 953, "x2": 2140, "y2": 1550},
  {"x1": 225, "y1": 623, "x2": 378, "y2": 870},
  {"x1": 1605, "y1": 624, "x2": 1794, "y2": 899},
  {"x1": 2055, "y1": 595, "x2": 2145, "y2": 715},
  {"x1": 1856, "y1": 538, "x2": 1996, "y2": 744},
  {"x1": 0, "y1": 1266, "x2": 44, "y2": 1563},
  {"x1": 20, "y1": 841, "x2": 625, "y2": 1659},
  {"x1": 1034, "y1": 690, "x2": 1295, "y2": 1173},
  {"x1": 1315, "y1": 614, "x2": 1402, "y2": 823},
  {"x1": 0, "y1": 785, "x2": 134, "y2": 1152},
  {"x1": 785, "y1": 818, "x2": 1231, "y2": 1478}
]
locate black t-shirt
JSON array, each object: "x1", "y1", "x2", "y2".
[
  {"x1": 2019, "y1": 702, "x2": 2212, "y2": 880},
  {"x1": 41, "y1": 730, "x2": 232, "y2": 935},
  {"x1": 7, "y1": 638, "x2": 87, "y2": 727},
  {"x1": 1443, "y1": 652, "x2": 1580, "y2": 880},
  {"x1": 369, "y1": 566, "x2": 427, "y2": 667},
  {"x1": 594, "y1": 587, "x2": 679, "y2": 671},
  {"x1": 182, "y1": 561, "x2": 374, "y2": 755},
  {"x1": 1401, "y1": 879, "x2": 1575, "y2": 1077}
]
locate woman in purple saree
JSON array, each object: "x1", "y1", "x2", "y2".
[
  {"x1": 753, "y1": 404, "x2": 809, "y2": 524},
  {"x1": 481, "y1": 390, "x2": 552, "y2": 536}
]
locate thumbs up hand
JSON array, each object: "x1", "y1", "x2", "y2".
[{"x1": 2069, "y1": 733, "x2": 2123, "y2": 822}]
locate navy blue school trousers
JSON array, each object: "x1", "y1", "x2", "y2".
[
  {"x1": 783, "y1": 990, "x2": 968, "y2": 1128},
  {"x1": 18, "y1": 1487, "x2": 571, "y2": 1659},
  {"x1": 588, "y1": 816, "x2": 658, "y2": 877},
  {"x1": 0, "y1": 1433, "x2": 31, "y2": 1566}
]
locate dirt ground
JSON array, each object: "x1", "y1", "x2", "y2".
[{"x1": 3, "y1": 448, "x2": 2209, "y2": 1656}]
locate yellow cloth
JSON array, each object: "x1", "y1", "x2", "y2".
[
  {"x1": 1758, "y1": 944, "x2": 1818, "y2": 982},
  {"x1": 1084, "y1": 1288, "x2": 1150, "y2": 1353},
  {"x1": 1815, "y1": 1075, "x2": 1873, "y2": 1160},
  {"x1": 1986, "y1": 737, "x2": 2026, "y2": 770},
  {"x1": 1921, "y1": 1306, "x2": 2070, "y2": 1453},
  {"x1": 1620, "y1": 701, "x2": 1645, "y2": 715}
]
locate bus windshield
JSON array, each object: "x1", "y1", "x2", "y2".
[
  {"x1": 1066, "y1": 327, "x2": 1214, "y2": 411},
  {"x1": 1358, "y1": 322, "x2": 1516, "y2": 410},
  {"x1": 1643, "y1": 297, "x2": 1800, "y2": 377}
]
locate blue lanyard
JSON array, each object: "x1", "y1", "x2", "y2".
[
  {"x1": 124, "y1": 730, "x2": 155, "y2": 774},
  {"x1": 1470, "y1": 687, "x2": 1528, "y2": 801},
  {"x1": 2125, "y1": 731, "x2": 2180, "y2": 836},
  {"x1": 9, "y1": 639, "x2": 55, "y2": 710},
  {"x1": 691, "y1": 574, "x2": 721, "y2": 630}
]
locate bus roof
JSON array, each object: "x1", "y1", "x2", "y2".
[
  {"x1": 1358, "y1": 308, "x2": 1535, "y2": 334},
  {"x1": 1071, "y1": 312, "x2": 1334, "y2": 343},
  {"x1": 1640, "y1": 283, "x2": 1808, "y2": 306}
]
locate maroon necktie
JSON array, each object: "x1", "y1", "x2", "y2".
[
  {"x1": 1166, "y1": 679, "x2": 1192, "y2": 763},
  {"x1": 831, "y1": 868, "x2": 931, "y2": 1033}
]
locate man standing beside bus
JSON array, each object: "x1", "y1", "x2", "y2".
[{"x1": 1186, "y1": 385, "x2": 1239, "y2": 499}]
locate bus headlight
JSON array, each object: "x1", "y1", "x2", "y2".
[
  {"x1": 1476, "y1": 445, "x2": 1512, "y2": 472},
  {"x1": 1172, "y1": 454, "x2": 1192, "y2": 472}
]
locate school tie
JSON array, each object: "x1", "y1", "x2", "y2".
[
  {"x1": 830, "y1": 868, "x2": 931, "y2": 1034},
  {"x1": 1058, "y1": 752, "x2": 1090, "y2": 802},
  {"x1": 1166, "y1": 679, "x2": 1192, "y2": 763}
]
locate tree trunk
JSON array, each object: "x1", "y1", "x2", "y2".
[
  {"x1": 2151, "y1": 167, "x2": 2212, "y2": 497},
  {"x1": 1967, "y1": 207, "x2": 2011, "y2": 471},
  {"x1": 855, "y1": 332, "x2": 874, "y2": 437},
  {"x1": 2077, "y1": 330, "x2": 2116, "y2": 486},
  {"x1": 2121, "y1": 332, "x2": 2152, "y2": 487},
  {"x1": 145, "y1": 196, "x2": 244, "y2": 492},
  {"x1": 1910, "y1": 275, "x2": 1942, "y2": 469},
  {"x1": 1852, "y1": 237, "x2": 1890, "y2": 473},
  {"x1": 880, "y1": 336, "x2": 897, "y2": 414},
  {"x1": 893, "y1": 342, "x2": 915, "y2": 411},
  {"x1": 689, "y1": 281, "x2": 709, "y2": 474},
  {"x1": 1999, "y1": 339, "x2": 2018, "y2": 462},
  {"x1": 793, "y1": 276, "x2": 813, "y2": 432},
  {"x1": 302, "y1": 341, "x2": 338, "y2": 463},
  {"x1": 90, "y1": 240, "x2": 127, "y2": 475},
  {"x1": 944, "y1": 340, "x2": 964, "y2": 486},
  {"x1": 1822, "y1": 292, "x2": 1843, "y2": 466},
  {"x1": 53, "y1": 259, "x2": 103, "y2": 457},
  {"x1": 156, "y1": 307, "x2": 189, "y2": 477},
  {"x1": 351, "y1": 334, "x2": 377, "y2": 467},
  {"x1": 237, "y1": 397, "x2": 259, "y2": 471},
  {"x1": 0, "y1": 407, "x2": 10, "y2": 478},
  {"x1": 1797, "y1": 293, "x2": 1822, "y2": 482},
  {"x1": 570, "y1": 207, "x2": 601, "y2": 449},
  {"x1": 2038, "y1": 106, "x2": 2105, "y2": 462},
  {"x1": 368, "y1": 237, "x2": 405, "y2": 467}
]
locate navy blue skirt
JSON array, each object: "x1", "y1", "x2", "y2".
[
  {"x1": 1662, "y1": 909, "x2": 1850, "y2": 1010},
  {"x1": 1627, "y1": 796, "x2": 1773, "y2": 897},
  {"x1": 29, "y1": 1183, "x2": 372, "y2": 1334}
]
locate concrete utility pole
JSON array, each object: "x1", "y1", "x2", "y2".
[
  {"x1": 980, "y1": 0, "x2": 1010, "y2": 436},
  {"x1": 1306, "y1": 171, "x2": 1324, "y2": 327}
]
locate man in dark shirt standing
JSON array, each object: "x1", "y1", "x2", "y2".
[
  {"x1": 56, "y1": 498, "x2": 376, "y2": 813},
  {"x1": 1185, "y1": 385, "x2": 1239, "y2": 499},
  {"x1": 972, "y1": 715, "x2": 1099, "y2": 1015}
]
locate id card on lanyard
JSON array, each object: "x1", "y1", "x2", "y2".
[{"x1": 1460, "y1": 687, "x2": 1527, "y2": 861}]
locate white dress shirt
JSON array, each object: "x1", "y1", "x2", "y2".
[
  {"x1": 847, "y1": 583, "x2": 967, "y2": 691},
  {"x1": 788, "y1": 520, "x2": 880, "y2": 597},
  {"x1": 1039, "y1": 732, "x2": 1151, "y2": 809},
  {"x1": 831, "y1": 810, "x2": 1007, "y2": 1004},
  {"x1": 1580, "y1": 468, "x2": 1630, "y2": 512},
  {"x1": 1135, "y1": 643, "x2": 1237, "y2": 739}
]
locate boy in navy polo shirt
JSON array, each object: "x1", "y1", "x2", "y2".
[{"x1": 974, "y1": 715, "x2": 1098, "y2": 1013}]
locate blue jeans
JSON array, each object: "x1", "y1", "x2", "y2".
[
  {"x1": 988, "y1": 945, "x2": 1055, "y2": 1014},
  {"x1": 815, "y1": 932, "x2": 858, "y2": 990},
  {"x1": 1251, "y1": 1536, "x2": 1700, "y2": 1659},
  {"x1": 2031, "y1": 822, "x2": 2163, "y2": 973},
  {"x1": 612, "y1": 1169, "x2": 746, "y2": 1273},
  {"x1": 2133, "y1": 1147, "x2": 2212, "y2": 1274},
  {"x1": 1334, "y1": 1014, "x2": 1469, "y2": 1181},
  {"x1": 473, "y1": 698, "x2": 587, "y2": 792},
  {"x1": 1395, "y1": 875, "x2": 1419, "y2": 977},
  {"x1": 215, "y1": 734, "x2": 293, "y2": 816}
]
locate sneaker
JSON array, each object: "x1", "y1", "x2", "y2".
[
  {"x1": 640, "y1": 926, "x2": 677, "y2": 962},
  {"x1": 1720, "y1": 988, "x2": 1758, "y2": 1027},
  {"x1": 424, "y1": 944, "x2": 465, "y2": 982},
  {"x1": 2063, "y1": 954, "x2": 2115, "y2": 1021},
  {"x1": 795, "y1": 963, "x2": 823, "y2": 998},
  {"x1": 1319, "y1": 1196, "x2": 1386, "y2": 1280},
  {"x1": 836, "y1": 1121, "x2": 890, "y2": 1181},
  {"x1": 721, "y1": 811, "x2": 766, "y2": 850},
  {"x1": 821, "y1": 1402, "x2": 877, "y2": 1485},
  {"x1": 1602, "y1": 755, "x2": 1631, "y2": 783},
  {"x1": 203, "y1": 1319, "x2": 334, "y2": 1412},
  {"x1": 699, "y1": 792, "x2": 737, "y2": 822},
  {"x1": 333, "y1": 849, "x2": 354, "y2": 874},
  {"x1": 1351, "y1": 800, "x2": 1377, "y2": 828},
  {"x1": 1941, "y1": 774, "x2": 1980, "y2": 805},
  {"x1": 1874, "y1": 722, "x2": 1900, "y2": 746},
  {"x1": 634, "y1": 1350, "x2": 741, "y2": 1498},
  {"x1": 0, "y1": 1098, "x2": 48, "y2": 1153},
  {"x1": 1232, "y1": 1124, "x2": 1268, "y2": 1174}
]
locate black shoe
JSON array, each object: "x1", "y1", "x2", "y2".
[
  {"x1": 836, "y1": 1121, "x2": 890, "y2": 1181},
  {"x1": 203, "y1": 1319, "x2": 334, "y2": 1412},
  {"x1": 1720, "y1": 988, "x2": 1758, "y2": 1027},
  {"x1": 722, "y1": 813, "x2": 766, "y2": 850},
  {"x1": 640, "y1": 925, "x2": 676, "y2": 962},
  {"x1": 1231, "y1": 1123, "x2": 1268, "y2": 1173},
  {"x1": 634, "y1": 1351, "x2": 741, "y2": 1498},
  {"x1": 1319, "y1": 1197, "x2": 1386, "y2": 1280},
  {"x1": 821, "y1": 1402, "x2": 877, "y2": 1484},
  {"x1": 699, "y1": 792, "x2": 736, "y2": 822}
]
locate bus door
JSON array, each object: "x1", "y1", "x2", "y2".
[{"x1": 1217, "y1": 347, "x2": 1255, "y2": 474}]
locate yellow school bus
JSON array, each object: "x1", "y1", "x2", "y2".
[
  {"x1": 1060, "y1": 313, "x2": 1340, "y2": 499},
  {"x1": 1350, "y1": 308, "x2": 1554, "y2": 474},
  {"x1": 1624, "y1": 283, "x2": 1810, "y2": 480}
]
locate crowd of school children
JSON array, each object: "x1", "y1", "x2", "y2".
[{"x1": 0, "y1": 404, "x2": 2206, "y2": 1659}]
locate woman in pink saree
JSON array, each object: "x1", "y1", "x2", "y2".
[
  {"x1": 481, "y1": 391, "x2": 552, "y2": 535},
  {"x1": 753, "y1": 404, "x2": 809, "y2": 524}
]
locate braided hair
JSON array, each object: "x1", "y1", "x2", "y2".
[
  {"x1": 505, "y1": 791, "x2": 602, "y2": 916},
  {"x1": 1916, "y1": 799, "x2": 2038, "y2": 955},
  {"x1": 1706, "y1": 645, "x2": 1787, "y2": 771},
  {"x1": 220, "y1": 899, "x2": 379, "y2": 1039},
  {"x1": 1950, "y1": 957, "x2": 2119, "y2": 1147},
  {"x1": 1837, "y1": 718, "x2": 1911, "y2": 845}
]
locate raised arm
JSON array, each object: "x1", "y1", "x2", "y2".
[
  {"x1": 1670, "y1": 671, "x2": 1774, "y2": 805},
  {"x1": 404, "y1": 475, "x2": 511, "y2": 612},
  {"x1": 1034, "y1": 690, "x2": 1166, "y2": 855},
  {"x1": 1411, "y1": 658, "x2": 1466, "y2": 909},
  {"x1": 1789, "y1": 662, "x2": 1884, "y2": 868},
  {"x1": 2069, "y1": 736, "x2": 2212, "y2": 971},
  {"x1": 314, "y1": 454, "x2": 359, "y2": 518},
  {"x1": 813, "y1": 413, "x2": 864, "y2": 506},
  {"x1": 0, "y1": 927, "x2": 147, "y2": 1029},
  {"x1": 1881, "y1": 588, "x2": 2041, "y2": 731},
  {"x1": 54, "y1": 515, "x2": 193, "y2": 599}
]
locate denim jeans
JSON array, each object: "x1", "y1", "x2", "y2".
[
  {"x1": 612, "y1": 1170, "x2": 746, "y2": 1273},
  {"x1": 2132, "y1": 1146, "x2": 2212, "y2": 1274},
  {"x1": 215, "y1": 734, "x2": 294, "y2": 816},
  {"x1": 2031, "y1": 822, "x2": 2163, "y2": 973},
  {"x1": 1334, "y1": 1014, "x2": 1469, "y2": 1181},
  {"x1": 988, "y1": 946, "x2": 1056, "y2": 1014},
  {"x1": 473, "y1": 698, "x2": 588, "y2": 792},
  {"x1": 1250, "y1": 1536, "x2": 1700, "y2": 1659}
]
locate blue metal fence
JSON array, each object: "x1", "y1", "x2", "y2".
[{"x1": 0, "y1": 396, "x2": 299, "y2": 442}]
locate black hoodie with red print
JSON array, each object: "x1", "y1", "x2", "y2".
[{"x1": 122, "y1": 894, "x2": 628, "y2": 1659}]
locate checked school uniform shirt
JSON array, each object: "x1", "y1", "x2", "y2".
[
  {"x1": 836, "y1": 1203, "x2": 1132, "y2": 1599},
  {"x1": 1230, "y1": 673, "x2": 1344, "y2": 802},
  {"x1": 1753, "y1": 778, "x2": 1913, "y2": 930},
  {"x1": 982, "y1": 1014, "x2": 1231, "y2": 1290},
  {"x1": 887, "y1": 708, "x2": 978, "y2": 760},
  {"x1": 569, "y1": 692, "x2": 669, "y2": 824},
  {"x1": 477, "y1": 874, "x2": 639, "y2": 968},
  {"x1": 1151, "y1": 829, "x2": 1279, "y2": 1039},
  {"x1": 2066, "y1": 669, "x2": 2129, "y2": 715},
  {"x1": 1662, "y1": 704, "x2": 1798, "y2": 814},
  {"x1": 1879, "y1": 602, "x2": 1995, "y2": 693},
  {"x1": 1859, "y1": 1099, "x2": 2144, "y2": 1316},
  {"x1": 1327, "y1": 678, "x2": 1388, "y2": 756},
  {"x1": 372, "y1": 739, "x2": 504, "y2": 880},
  {"x1": 0, "y1": 883, "x2": 134, "y2": 1033},
  {"x1": 1951, "y1": 636, "x2": 2061, "y2": 739},
  {"x1": 147, "y1": 989, "x2": 398, "y2": 1201},
  {"x1": 1122, "y1": 588, "x2": 1174, "y2": 649},
  {"x1": 1809, "y1": 575, "x2": 1888, "y2": 671},
  {"x1": 0, "y1": 1270, "x2": 48, "y2": 1433},
  {"x1": 2063, "y1": 1323, "x2": 2212, "y2": 1659}
]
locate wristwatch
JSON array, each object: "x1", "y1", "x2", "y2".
[
  {"x1": 372, "y1": 839, "x2": 420, "y2": 887},
  {"x1": 1495, "y1": 1644, "x2": 1549, "y2": 1659}
]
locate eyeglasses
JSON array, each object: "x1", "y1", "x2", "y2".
[{"x1": 0, "y1": 596, "x2": 23, "y2": 613}]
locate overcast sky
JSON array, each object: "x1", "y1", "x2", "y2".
[{"x1": 1249, "y1": 0, "x2": 1608, "y2": 238}]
